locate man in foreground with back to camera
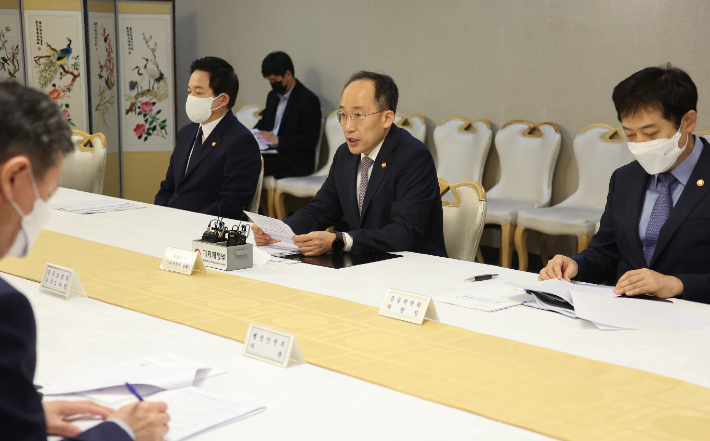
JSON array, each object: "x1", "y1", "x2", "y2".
[
  {"x1": 253, "y1": 71, "x2": 447, "y2": 257},
  {"x1": 540, "y1": 64, "x2": 710, "y2": 304},
  {"x1": 0, "y1": 82, "x2": 169, "y2": 440}
]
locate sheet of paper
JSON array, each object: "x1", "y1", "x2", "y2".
[
  {"x1": 249, "y1": 128, "x2": 271, "y2": 151},
  {"x1": 437, "y1": 293, "x2": 521, "y2": 312},
  {"x1": 572, "y1": 291, "x2": 709, "y2": 330},
  {"x1": 244, "y1": 211, "x2": 297, "y2": 243},
  {"x1": 258, "y1": 243, "x2": 300, "y2": 256},
  {"x1": 50, "y1": 199, "x2": 145, "y2": 214},
  {"x1": 519, "y1": 279, "x2": 615, "y2": 305}
]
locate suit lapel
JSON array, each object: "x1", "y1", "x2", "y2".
[
  {"x1": 623, "y1": 163, "x2": 649, "y2": 269},
  {"x1": 175, "y1": 124, "x2": 200, "y2": 184},
  {"x1": 651, "y1": 138, "x2": 710, "y2": 266},
  {"x1": 360, "y1": 126, "x2": 399, "y2": 220},
  {"x1": 181, "y1": 113, "x2": 234, "y2": 183}
]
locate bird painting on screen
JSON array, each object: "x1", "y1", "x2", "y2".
[
  {"x1": 37, "y1": 38, "x2": 72, "y2": 88},
  {"x1": 129, "y1": 65, "x2": 145, "y2": 93},
  {"x1": 142, "y1": 57, "x2": 165, "y2": 89}
]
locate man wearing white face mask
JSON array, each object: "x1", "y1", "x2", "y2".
[
  {"x1": 155, "y1": 56, "x2": 261, "y2": 220},
  {"x1": 540, "y1": 64, "x2": 710, "y2": 304},
  {"x1": 0, "y1": 83, "x2": 170, "y2": 440}
]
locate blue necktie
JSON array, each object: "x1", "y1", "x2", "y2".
[{"x1": 644, "y1": 172, "x2": 678, "y2": 266}]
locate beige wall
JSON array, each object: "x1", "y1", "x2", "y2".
[{"x1": 174, "y1": 0, "x2": 710, "y2": 255}]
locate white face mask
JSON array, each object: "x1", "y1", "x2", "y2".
[
  {"x1": 627, "y1": 124, "x2": 688, "y2": 175},
  {"x1": 7, "y1": 171, "x2": 51, "y2": 258},
  {"x1": 185, "y1": 93, "x2": 223, "y2": 124}
]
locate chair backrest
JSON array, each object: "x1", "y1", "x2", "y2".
[
  {"x1": 434, "y1": 117, "x2": 493, "y2": 184},
  {"x1": 60, "y1": 131, "x2": 107, "y2": 194},
  {"x1": 439, "y1": 179, "x2": 487, "y2": 261},
  {"x1": 487, "y1": 120, "x2": 561, "y2": 207},
  {"x1": 394, "y1": 113, "x2": 426, "y2": 142},
  {"x1": 561, "y1": 124, "x2": 634, "y2": 209},
  {"x1": 319, "y1": 110, "x2": 346, "y2": 176},
  {"x1": 312, "y1": 110, "x2": 326, "y2": 173},
  {"x1": 236, "y1": 104, "x2": 264, "y2": 130},
  {"x1": 695, "y1": 129, "x2": 710, "y2": 144},
  {"x1": 247, "y1": 155, "x2": 264, "y2": 213}
]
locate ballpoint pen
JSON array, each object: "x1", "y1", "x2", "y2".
[
  {"x1": 125, "y1": 382, "x2": 144, "y2": 401},
  {"x1": 465, "y1": 274, "x2": 498, "y2": 282}
]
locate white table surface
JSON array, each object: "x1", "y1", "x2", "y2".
[{"x1": 11, "y1": 188, "x2": 710, "y2": 440}]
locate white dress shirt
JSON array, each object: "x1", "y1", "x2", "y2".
[
  {"x1": 185, "y1": 114, "x2": 225, "y2": 172},
  {"x1": 271, "y1": 85, "x2": 294, "y2": 140},
  {"x1": 343, "y1": 140, "x2": 384, "y2": 252}
]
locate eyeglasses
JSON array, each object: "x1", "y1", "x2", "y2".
[{"x1": 336, "y1": 110, "x2": 384, "y2": 125}]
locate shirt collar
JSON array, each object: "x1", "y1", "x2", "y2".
[
  {"x1": 361, "y1": 139, "x2": 384, "y2": 162},
  {"x1": 278, "y1": 83, "x2": 295, "y2": 100},
  {"x1": 200, "y1": 114, "x2": 226, "y2": 140},
  {"x1": 656, "y1": 134, "x2": 703, "y2": 187}
]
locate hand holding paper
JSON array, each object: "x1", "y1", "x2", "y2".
[{"x1": 245, "y1": 211, "x2": 296, "y2": 244}]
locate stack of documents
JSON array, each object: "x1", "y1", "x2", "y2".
[{"x1": 51, "y1": 200, "x2": 145, "y2": 214}]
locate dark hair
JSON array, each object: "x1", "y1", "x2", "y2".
[
  {"x1": 190, "y1": 56, "x2": 239, "y2": 108},
  {"x1": 261, "y1": 51, "x2": 294, "y2": 78},
  {"x1": 612, "y1": 63, "x2": 697, "y2": 126},
  {"x1": 0, "y1": 81, "x2": 73, "y2": 179},
  {"x1": 344, "y1": 71, "x2": 398, "y2": 113}
]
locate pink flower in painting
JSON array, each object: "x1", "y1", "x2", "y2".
[
  {"x1": 134, "y1": 123, "x2": 146, "y2": 137},
  {"x1": 62, "y1": 108, "x2": 70, "y2": 120},
  {"x1": 48, "y1": 89, "x2": 61, "y2": 100},
  {"x1": 140, "y1": 101, "x2": 153, "y2": 114}
]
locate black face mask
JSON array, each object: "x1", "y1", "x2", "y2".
[{"x1": 270, "y1": 78, "x2": 287, "y2": 95}]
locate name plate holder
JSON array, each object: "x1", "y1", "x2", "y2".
[
  {"x1": 40, "y1": 263, "x2": 86, "y2": 300},
  {"x1": 379, "y1": 288, "x2": 439, "y2": 325},
  {"x1": 159, "y1": 247, "x2": 207, "y2": 275},
  {"x1": 243, "y1": 323, "x2": 304, "y2": 368}
]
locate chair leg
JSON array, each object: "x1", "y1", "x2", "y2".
[
  {"x1": 577, "y1": 234, "x2": 592, "y2": 253},
  {"x1": 475, "y1": 248, "x2": 484, "y2": 263},
  {"x1": 514, "y1": 226, "x2": 529, "y2": 271},
  {"x1": 267, "y1": 188, "x2": 276, "y2": 218},
  {"x1": 538, "y1": 233, "x2": 549, "y2": 266},
  {"x1": 274, "y1": 191, "x2": 287, "y2": 220},
  {"x1": 500, "y1": 223, "x2": 516, "y2": 268}
]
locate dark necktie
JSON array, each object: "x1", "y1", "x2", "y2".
[
  {"x1": 644, "y1": 172, "x2": 678, "y2": 266},
  {"x1": 359, "y1": 156, "x2": 374, "y2": 214}
]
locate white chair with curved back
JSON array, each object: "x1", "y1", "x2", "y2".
[
  {"x1": 439, "y1": 178, "x2": 487, "y2": 261},
  {"x1": 435, "y1": 117, "x2": 493, "y2": 184},
  {"x1": 247, "y1": 155, "x2": 265, "y2": 214},
  {"x1": 394, "y1": 113, "x2": 426, "y2": 143},
  {"x1": 514, "y1": 125, "x2": 634, "y2": 271},
  {"x1": 235, "y1": 104, "x2": 264, "y2": 130},
  {"x1": 60, "y1": 131, "x2": 108, "y2": 194},
  {"x1": 273, "y1": 110, "x2": 344, "y2": 219},
  {"x1": 485, "y1": 120, "x2": 561, "y2": 268}
]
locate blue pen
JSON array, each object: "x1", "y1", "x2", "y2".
[{"x1": 124, "y1": 382, "x2": 144, "y2": 401}]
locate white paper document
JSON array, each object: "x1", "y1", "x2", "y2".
[
  {"x1": 50, "y1": 199, "x2": 145, "y2": 214},
  {"x1": 258, "y1": 243, "x2": 300, "y2": 257},
  {"x1": 437, "y1": 283, "x2": 525, "y2": 312},
  {"x1": 244, "y1": 211, "x2": 297, "y2": 243},
  {"x1": 519, "y1": 279, "x2": 616, "y2": 304}
]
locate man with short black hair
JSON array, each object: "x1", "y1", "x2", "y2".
[
  {"x1": 253, "y1": 71, "x2": 447, "y2": 258},
  {"x1": 540, "y1": 64, "x2": 710, "y2": 304},
  {"x1": 254, "y1": 51, "x2": 322, "y2": 178},
  {"x1": 0, "y1": 82, "x2": 169, "y2": 440},
  {"x1": 155, "y1": 56, "x2": 261, "y2": 219}
]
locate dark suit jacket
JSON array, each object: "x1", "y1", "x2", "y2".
[
  {"x1": 0, "y1": 278, "x2": 131, "y2": 441},
  {"x1": 283, "y1": 124, "x2": 447, "y2": 257},
  {"x1": 573, "y1": 136, "x2": 710, "y2": 304},
  {"x1": 155, "y1": 112, "x2": 261, "y2": 219},
  {"x1": 254, "y1": 80, "x2": 321, "y2": 176}
]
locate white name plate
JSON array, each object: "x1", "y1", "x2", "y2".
[
  {"x1": 243, "y1": 323, "x2": 304, "y2": 368},
  {"x1": 379, "y1": 289, "x2": 439, "y2": 325},
  {"x1": 41, "y1": 263, "x2": 86, "y2": 300},
  {"x1": 159, "y1": 247, "x2": 206, "y2": 275}
]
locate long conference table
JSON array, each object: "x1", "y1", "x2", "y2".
[{"x1": 5, "y1": 188, "x2": 710, "y2": 441}]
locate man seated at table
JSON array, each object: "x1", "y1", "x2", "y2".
[
  {"x1": 540, "y1": 64, "x2": 710, "y2": 304},
  {"x1": 253, "y1": 71, "x2": 447, "y2": 258},
  {"x1": 155, "y1": 56, "x2": 261, "y2": 219},
  {"x1": 253, "y1": 51, "x2": 322, "y2": 178},
  {"x1": 0, "y1": 82, "x2": 169, "y2": 441}
]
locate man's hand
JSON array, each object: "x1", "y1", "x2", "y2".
[
  {"x1": 614, "y1": 269, "x2": 683, "y2": 299},
  {"x1": 251, "y1": 224, "x2": 278, "y2": 246},
  {"x1": 293, "y1": 231, "x2": 336, "y2": 256},
  {"x1": 43, "y1": 400, "x2": 115, "y2": 437},
  {"x1": 539, "y1": 254, "x2": 579, "y2": 281},
  {"x1": 255, "y1": 130, "x2": 278, "y2": 145},
  {"x1": 113, "y1": 401, "x2": 170, "y2": 441}
]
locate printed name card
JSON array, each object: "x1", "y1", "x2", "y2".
[
  {"x1": 379, "y1": 289, "x2": 439, "y2": 325},
  {"x1": 159, "y1": 247, "x2": 206, "y2": 275},
  {"x1": 41, "y1": 263, "x2": 86, "y2": 300},
  {"x1": 243, "y1": 323, "x2": 304, "y2": 368}
]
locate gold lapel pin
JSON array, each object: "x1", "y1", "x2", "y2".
[
  {"x1": 212, "y1": 142, "x2": 216, "y2": 146},
  {"x1": 698, "y1": 179, "x2": 705, "y2": 187},
  {"x1": 381, "y1": 162, "x2": 386, "y2": 168}
]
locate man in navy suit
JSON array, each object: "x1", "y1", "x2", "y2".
[
  {"x1": 155, "y1": 56, "x2": 261, "y2": 220},
  {"x1": 254, "y1": 51, "x2": 322, "y2": 178},
  {"x1": 540, "y1": 64, "x2": 710, "y2": 304},
  {"x1": 253, "y1": 71, "x2": 447, "y2": 258},
  {"x1": 0, "y1": 83, "x2": 169, "y2": 440}
]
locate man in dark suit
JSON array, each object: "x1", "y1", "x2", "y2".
[
  {"x1": 155, "y1": 56, "x2": 261, "y2": 219},
  {"x1": 254, "y1": 51, "x2": 322, "y2": 178},
  {"x1": 253, "y1": 71, "x2": 447, "y2": 258},
  {"x1": 540, "y1": 64, "x2": 710, "y2": 304},
  {"x1": 0, "y1": 83, "x2": 168, "y2": 440}
]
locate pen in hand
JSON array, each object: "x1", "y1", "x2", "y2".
[{"x1": 125, "y1": 382, "x2": 144, "y2": 401}]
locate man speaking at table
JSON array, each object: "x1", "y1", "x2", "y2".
[
  {"x1": 253, "y1": 71, "x2": 446, "y2": 257},
  {"x1": 0, "y1": 82, "x2": 169, "y2": 440},
  {"x1": 540, "y1": 64, "x2": 710, "y2": 304}
]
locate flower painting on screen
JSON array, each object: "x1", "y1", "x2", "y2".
[{"x1": 0, "y1": 7, "x2": 24, "y2": 83}]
